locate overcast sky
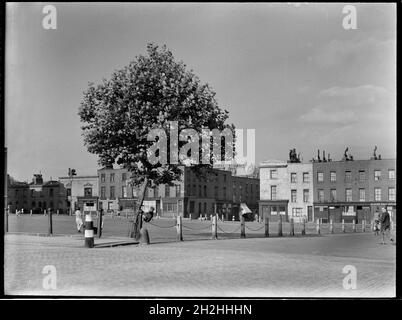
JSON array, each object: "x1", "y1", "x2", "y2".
[{"x1": 6, "y1": 3, "x2": 396, "y2": 181}]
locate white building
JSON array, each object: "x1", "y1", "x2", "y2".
[{"x1": 259, "y1": 160, "x2": 314, "y2": 222}]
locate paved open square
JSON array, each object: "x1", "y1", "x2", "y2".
[{"x1": 4, "y1": 231, "x2": 395, "y2": 297}]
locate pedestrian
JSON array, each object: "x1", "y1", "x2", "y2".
[
  {"x1": 75, "y1": 206, "x2": 83, "y2": 233},
  {"x1": 379, "y1": 207, "x2": 393, "y2": 245},
  {"x1": 143, "y1": 207, "x2": 155, "y2": 223},
  {"x1": 16, "y1": 209, "x2": 20, "y2": 217}
]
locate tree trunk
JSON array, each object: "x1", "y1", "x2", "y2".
[{"x1": 129, "y1": 177, "x2": 149, "y2": 239}]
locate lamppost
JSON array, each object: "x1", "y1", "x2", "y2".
[{"x1": 68, "y1": 168, "x2": 77, "y2": 215}]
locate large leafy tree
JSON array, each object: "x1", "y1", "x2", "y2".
[{"x1": 79, "y1": 43, "x2": 233, "y2": 238}]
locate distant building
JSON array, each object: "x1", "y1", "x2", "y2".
[
  {"x1": 259, "y1": 160, "x2": 314, "y2": 222},
  {"x1": 312, "y1": 158, "x2": 396, "y2": 223},
  {"x1": 59, "y1": 175, "x2": 99, "y2": 214},
  {"x1": 98, "y1": 166, "x2": 259, "y2": 220},
  {"x1": 7, "y1": 174, "x2": 68, "y2": 214}
]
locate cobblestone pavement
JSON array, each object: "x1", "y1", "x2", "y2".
[{"x1": 4, "y1": 231, "x2": 395, "y2": 297}]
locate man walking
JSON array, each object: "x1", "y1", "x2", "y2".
[
  {"x1": 75, "y1": 206, "x2": 83, "y2": 233},
  {"x1": 379, "y1": 207, "x2": 393, "y2": 245}
]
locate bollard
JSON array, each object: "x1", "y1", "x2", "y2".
[
  {"x1": 264, "y1": 216, "x2": 269, "y2": 237},
  {"x1": 48, "y1": 210, "x2": 53, "y2": 236},
  {"x1": 352, "y1": 219, "x2": 356, "y2": 232},
  {"x1": 240, "y1": 214, "x2": 246, "y2": 238},
  {"x1": 330, "y1": 219, "x2": 334, "y2": 234},
  {"x1": 212, "y1": 215, "x2": 218, "y2": 240},
  {"x1": 362, "y1": 220, "x2": 366, "y2": 232},
  {"x1": 290, "y1": 218, "x2": 294, "y2": 236},
  {"x1": 84, "y1": 214, "x2": 95, "y2": 248},
  {"x1": 176, "y1": 215, "x2": 183, "y2": 241},
  {"x1": 232, "y1": 215, "x2": 235, "y2": 221},
  {"x1": 301, "y1": 218, "x2": 306, "y2": 236},
  {"x1": 221, "y1": 214, "x2": 224, "y2": 222},
  {"x1": 30, "y1": 209, "x2": 32, "y2": 216},
  {"x1": 97, "y1": 211, "x2": 103, "y2": 239},
  {"x1": 342, "y1": 219, "x2": 345, "y2": 233},
  {"x1": 44, "y1": 209, "x2": 46, "y2": 216},
  {"x1": 139, "y1": 226, "x2": 150, "y2": 245},
  {"x1": 278, "y1": 215, "x2": 283, "y2": 237},
  {"x1": 57, "y1": 209, "x2": 59, "y2": 216},
  {"x1": 316, "y1": 218, "x2": 321, "y2": 235}
]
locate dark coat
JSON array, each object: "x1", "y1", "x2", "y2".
[{"x1": 380, "y1": 211, "x2": 391, "y2": 231}]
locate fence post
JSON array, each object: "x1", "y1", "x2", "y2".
[
  {"x1": 278, "y1": 215, "x2": 283, "y2": 237},
  {"x1": 330, "y1": 219, "x2": 334, "y2": 234},
  {"x1": 316, "y1": 218, "x2": 320, "y2": 235},
  {"x1": 290, "y1": 218, "x2": 294, "y2": 236},
  {"x1": 212, "y1": 215, "x2": 218, "y2": 240},
  {"x1": 98, "y1": 211, "x2": 103, "y2": 239},
  {"x1": 176, "y1": 215, "x2": 183, "y2": 241},
  {"x1": 352, "y1": 219, "x2": 356, "y2": 232},
  {"x1": 342, "y1": 219, "x2": 345, "y2": 233},
  {"x1": 84, "y1": 214, "x2": 94, "y2": 248},
  {"x1": 301, "y1": 218, "x2": 306, "y2": 235},
  {"x1": 264, "y1": 216, "x2": 269, "y2": 237},
  {"x1": 48, "y1": 210, "x2": 53, "y2": 236},
  {"x1": 240, "y1": 214, "x2": 246, "y2": 238}
]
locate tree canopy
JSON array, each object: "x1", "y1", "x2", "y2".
[{"x1": 79, "y1": 43, "x2": 234, "y2": 187}]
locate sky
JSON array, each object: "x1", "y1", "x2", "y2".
[{"x1": 5, "y1": 3, "x2": 396, "y2": 182}]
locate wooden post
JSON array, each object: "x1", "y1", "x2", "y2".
[
  {"x1": 264, "y1": 216, "x2": 269, "y2": 237},
  {"x1": 330, "y1": 219, "x2": 334, "y2": 234},
  {"x1": 316, "y1": 218, "x2": 320, "y2": 235},
  {"x1": 342, "y1": 219, "x2": 345, "y2": 233},
  {"x1": 290, "y1": 218, "x2": 294, "y2": 236},
  {"x1": 97, "y1": 210, "x2": 103, "y2": 239},
  {"x1": 352, "y1": 219, "x2": 356, "y2": 232},
  {"x1": 240, "y1": 214, "x2": 246, "y2": 238},
  {"x1": 176, "y1": 215, "x2": 183, "y2": 241},
  {"x1": 212, "y1": 214, "x2": 218, "y2": 240},
  {"x1": 301, "y1": 218, "x2": 306, "y2": 235},
  {"x1": 48, "y1": 209, "x2": 53, "y2": 236},
  {"x1": 278, "y1": 215, "x2": 283, "y2": 237}
]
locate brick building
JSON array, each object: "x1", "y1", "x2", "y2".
[
  {"x1": 97, "y1": 166, "x2": 259, "y2": 220},
  {"x1": 7, "y1": 174, "x2": 69, "y2": 214},
  {"x1": 312, "y1": 158, "x2": 396, "y2": 223}
]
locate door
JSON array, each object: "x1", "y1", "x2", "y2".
[{"x1": 307, "y1": 206, "x2": 313, "y2": 222}]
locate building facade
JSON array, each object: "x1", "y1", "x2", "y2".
[
  {"x1": 7, "y1": 174, "x2": 69, "y2": 214},
  {"x1": 98, "y1": 166, "x2": 259, "y2": 220},
  {"x1": 312, "y1": 158, "x2": 396, "y2": 223},
  {"x1": 59, "y1": 175, "x2": 99, "y2": 214},
  {"x1": 259, "y1": 160, "x2": 314, "y2": 222}
]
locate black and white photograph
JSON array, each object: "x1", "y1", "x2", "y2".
[{"x1": 2, "y1": 2, "x2": 397, "y2": 301}]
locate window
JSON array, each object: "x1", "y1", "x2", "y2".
[
  {"x1": 154, "y1": 186, "x2": 159, "y2": 198},
  {"x1": 359, "y1": 170, "x2": 366, "y2": 182},
  {"x1": 223, "y1": 174, "x2": 227, "y2": 183},
  {"x1": 292, "y1": 208, "x2": 302, "y2": 217},
  {"x1": 31, "y1": 190, "x2": 34, "y2": 197},
  {"x1": 49, "y1": 188, "x2": 54, "y2": 197},
  {"x1": 303, "y1": 189, "x2": 309, "y2": 203},
  {"x1": 345, "y1": 189, "x2": 352, "y2": 202},
  {"x1": 214, "y1": 186, "x2": 219, "y2": 198},
  {"x1": 291, "y1": 190, "x2": 297, "y2": 203},
  {"x1": 122, "y1": 173, "x2": 127, "y2": 181},
  {"x1": 303, "y1": 172, "x2": 310, "y2": 183},
  {"x1": 110, "y1": 186, "x2": 115, "y2": 199},
  {"x1": 132, "y1": 188, "x2": 138, "y2": 197},
  {"x1": 100, "y1": 187, "x2": 106, "y2": 199},
  {"x1": 15, "y1": 189, "x2": 19, "y2": 197},
  {"x1": 147, "y1": 187, "x2": 154, "y2": 198},
  {"x1": 345, "y1": 171, "x2": 351, "y2": 182},
  {"x1": 374, "y1": 170, "x2": 381, "y2": 181},
  {"x1": 110, "y1": 173, "x2": 115, "y2": 182},
  {"x1": 388, "y1": 187, "x2": 395, "y2": 201},
  {"x1": 374, "y1": 187, "x2": 381, "y2": 201},
  {"x1": 223, "y1": 187, "x2": 227, "y2": 199},
  {"x1": 165, "y1": 185, "x2": 170, "y2": 197},
  {"x1": 176, "y1": 185, "x2": 181, "y2": 197},
  {"x1": 330, "y1": 171, "x2": 336, "y2": 182},
  {"x1": 163, "y1": 203, "x2": 177, "y2": 213},
  {"x1": 318, "y1": 189, "x2": 324, "y2": 202},
  {"x1": 291, "y1": 173, "x2": 297, "y2": 183},
  {"x1": 270, "y1": 170, "x2": 278, "y2": 179},
  {"x1": 330, "y1": 189, "x2": 337, "y2": 201},
  {"x1": 204, "y1": 202, "x2": 207, "y2": 213},
  {"x1": 101, "y1": 174, "x2": 105, "y2": 182},
  {"x1": 203, "y1": 185, "x2": 207, "y2": 197},
  {"x1": 359, "y1": 188, "x2": 365, "y2": 202},
  {"x1": 317, "y1": 172, "x2": 324, "y2": 182},
  {"x1": 121, "y1": 186, "x2": 127, "y2": 198},
  {"x1": 199, "y1": 185, "x2": 202, "y2": 197},
  {"x1": 388, "y1": 169, "x2": 395, "y2": 180},
  {"x1": 83, "y1": 187, "x2": 91, "y2": 197},
  {"x1": 271, "y1": 186, "x2": 277, "y2": 200},
  {"x1": 67, "y1": 188, "x2": 71, "y2": 196}
]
